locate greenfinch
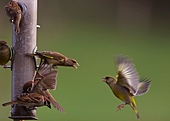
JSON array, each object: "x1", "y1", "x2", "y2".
[
  {"x1": 4, "y1": 0, "x2": 22, "y2": 33},
  {"x1": 23, "y1": 62, "x2": 64, "y2": 112},
  {"x1": 29, "y1": 51, "x2": 79, "y2": 69},
  {"x1": 0, "y1": 40, "x2": 11, "y2": 67},
  {"x1": 102, "y1": 56, "x2": 151, "y2": 119},
  {"x1": 2, "y1": 93, "x2": 51, "y2": 110}
]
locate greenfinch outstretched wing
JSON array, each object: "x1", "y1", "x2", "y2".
[{"x1": 116, "y1": 56, "x2": 139, "y2": 95}]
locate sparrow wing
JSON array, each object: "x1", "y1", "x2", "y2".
[
  {"x1": 34, "y1": 62, "x2": 52, "y2": 85},
  {"x1": 38, "y1": 51, "x2": 66, "y2": 61},
  {"x1": 41, "y1": 70, "x2": 58, "y2": 90},
  {"x1": 27, "y1": 93, "x2": 45, "y2": 103},
  {"x1": 33, "y1": 62, "x2": 57, "y2": 91},
  {"x1": 18, "y1": 93, "x2": 34, "y2": 103},
  {"x1": 36, "y1": 63, "x2": 51, "y2": 77}
]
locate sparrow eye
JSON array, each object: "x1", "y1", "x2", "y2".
[
  {"x1": 27, "y1": 87, "x2": 33, "y2": 92},
  {"x1": 105, "y1": 77, "x2": 109, "y2": 80},
  {"x1": 72, "y1": 60, "x2": 76, "y2": 63}
]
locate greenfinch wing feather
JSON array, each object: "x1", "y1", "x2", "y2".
[
  {"x1": 116, "y1": 56, "x2": 139, "y2": 95},
  {"x1": 135, "y1": 79, "x2": 151, "y2": 96}
]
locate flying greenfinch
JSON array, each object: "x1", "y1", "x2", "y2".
[
  {"x1": 2, "y1": 93, "x2": 51, "y2": 110},
  {"x1": 0, "y1": 40, "x2": 11, "y2": 67},
  {"x1": 4, "y1": 0, "x2": 22, "y2": 33},
  {"x1": 29, "y1": 51, "x2": 79, "y2": 69},
  {"x1": 23, "y1": 62, "x2": 64, "y2": 112},
  {"x1": 102, "y1": 56, "x2": 151, "y2": 119}
]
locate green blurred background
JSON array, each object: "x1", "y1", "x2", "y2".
[{"x1": 1, "y1": 0, "x2": 170, "y2": 121}]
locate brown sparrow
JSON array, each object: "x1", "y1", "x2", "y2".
[
  {"x1": 2, "y1": 93, "x2": 51, "y2": 110},
  {"x1": 23, "y1": 62, "x2": 64, "y2": 112},
  {"x1": 29, "y1": 51, "x2": 79, "y2": 69},
  {"x1": 4, "y1": 0, "x2": 22, "y2": 33}
]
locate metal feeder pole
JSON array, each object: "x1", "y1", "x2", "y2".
[{"x1": 10, "y1": 0, "x2": 38, "y2": 120}]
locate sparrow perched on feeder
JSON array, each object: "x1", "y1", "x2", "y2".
[
  {"x1": 2, "y1": 93, "x2": 51, "y2": 110},
  {"x1": 0, "y1": 40, "x2": 11, "y2": 67},
  {"x1": 102, "y1": 56, "x2": 151, "y2": 119},
  {"x1": 23, "y1": 62, "x2": 64, "y2": 112},
  {"x1": 4, "y1": 0, "x2": 22, "y2": 33},
  {"x1": 29, "y1": 51, "x2": 79, "y2": 69}
]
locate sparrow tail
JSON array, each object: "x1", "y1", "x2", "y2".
[
  {"x1": 45, "y1": 90, "x2": 64, "y2": 112},
  {"x1": 2, "y1": 101, "x2": 18, "y2": 107}
]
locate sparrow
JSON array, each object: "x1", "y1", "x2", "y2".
[
  {"x1": 2, "y1": 93, "x2": 51, "y2": 110},
  {"x1": 4, "y1": 0, "x2": 22, "y2": 33},
  {"x1": 23, "y1": 62, "x2": 64, "y2": 112},
  {"x1": 102, "y1": 56, "x2": 151, "y2": 119},
  {"x1": 0, "y1": 40, "x2": 11, "y2": 67},
  {"x1": 29, "y1": 51, "x2": 79, "y2": 69}
]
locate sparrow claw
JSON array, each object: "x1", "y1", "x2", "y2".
[
  {"x1": 27, "y1": 106, "x2": 37, "y2": 111},
  {"x1": 21, "y1": 93, "x2": 28, "y2": 96},
  {"x1": 2, "y1": 64, "x2": 7, "y2": 68},
  {"x1": 52, "y1": 65, "x2": 58, "y2": 69}
]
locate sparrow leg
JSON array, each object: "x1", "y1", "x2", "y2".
[
  {"x1": 2, "y1": 64, "x2": 8, "y2": 68},
  {"x1": 116, "y1": 104, "x2": 125, "y2": 111},
  {"x1": 21, "y1": 93, "x2": 28, "y2": 96},
  {"x1": 27, "y1": 106, "x2": 37, "y2": 111}
]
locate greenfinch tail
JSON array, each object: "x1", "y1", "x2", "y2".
[{"x1": 130, "y1": 97, "x2": 140, "y2": 119}]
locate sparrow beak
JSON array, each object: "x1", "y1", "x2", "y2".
[
  {"x1": 102, "y1": 78, "x2": 106, "y2": 82},
  {"x1": 73, "y1": 63, "x2": 80, "y2": 69}
]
